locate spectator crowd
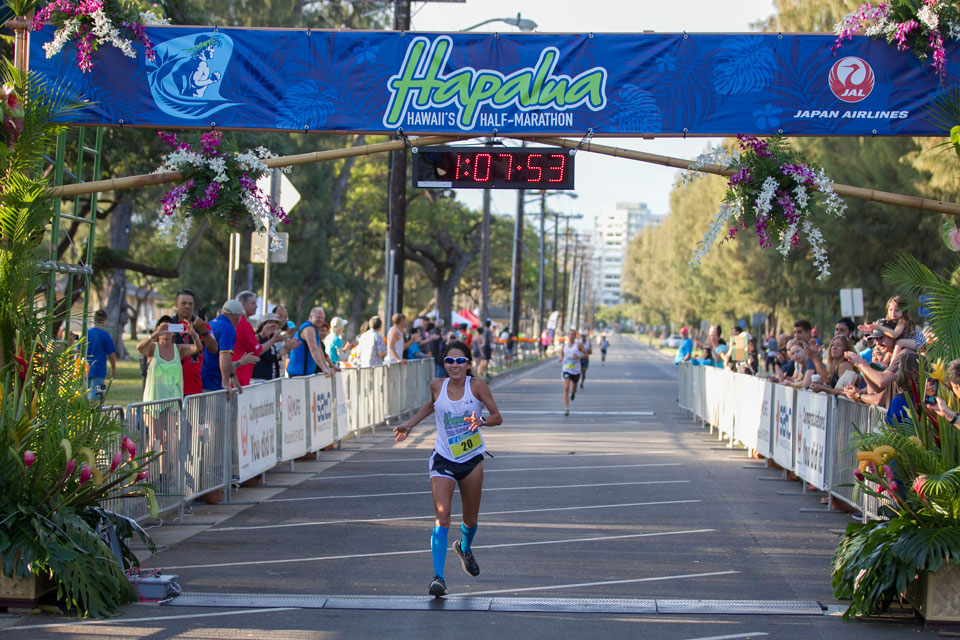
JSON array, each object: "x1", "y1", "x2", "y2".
[
  {"x1": 672, "y1": 294, "x2": 960, "y2": 428},
  {"x1": 84, "y1": 289, "x2": 540, "y2": 406}
]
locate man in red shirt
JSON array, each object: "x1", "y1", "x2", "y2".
[
  {"x1": 234, "y1": 291, "x2": 285, "y2": 386},
  {"x1": 172, "y1": 288, "x2": 219, "y2": 396}
]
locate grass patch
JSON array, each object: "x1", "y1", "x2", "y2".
[{"x1": 100, "y1": 339, "x2": 145, "y2": 407}]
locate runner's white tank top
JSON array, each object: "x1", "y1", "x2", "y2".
[
  {"x1": 561, "y1": 344, "x2": 582, "y2": 375},
  {"x1": 433, "y1": 376, "x2": 486, "y2": 463}
]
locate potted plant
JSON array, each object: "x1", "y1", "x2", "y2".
[
  {"x1": 831, "y1": 252, "x2": 960, "y2": 624},
  {"x1": 0, "y1": 62, "x2": 161, "y2": 617}
]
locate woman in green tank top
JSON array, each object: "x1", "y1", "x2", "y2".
[{"x1": 137, "y1": 315, "x2": 202, "y2": 403}]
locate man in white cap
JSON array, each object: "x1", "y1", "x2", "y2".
[{"x1": 200, "y1": 299, "x2": 258, "y2": 392}]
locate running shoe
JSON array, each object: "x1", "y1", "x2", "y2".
[
  {"x1": 564, "y1": 408, "x2": 569, "y2": 416},
  {"x1": 429, "y1": 575, "x2": 447, "y2": 597},
  {"x1": 454, "y1": 540, "x2": 480, "y2": 577},
  {"x1": 570, "y1": 389, "x2": 576, "y2": 401}
]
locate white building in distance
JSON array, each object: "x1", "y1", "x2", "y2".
[{"x1": 591, "y1": 202, "x2": 663, "y2": 306}]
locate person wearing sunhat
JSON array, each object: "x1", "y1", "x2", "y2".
[
  {"x1": 252, "y1": 312, "x2": 298, "y2": 382},
  {"x1": 324, "y1": 316, "x2": 355, "y2": 369},
  {"x1": 674, "y1": 327, "x2": 693, "y2": 365},
  {"x1": 200, "y1": 299, "x2": 258, "y2": 392}
]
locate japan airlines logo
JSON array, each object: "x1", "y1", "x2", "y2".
[{"x1": 829, "y1": 57, "x2": 874, "y2": 103}]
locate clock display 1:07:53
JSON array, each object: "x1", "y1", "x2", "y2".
[{"x1": 412, "y1": 146, "x2": 575, "y2": 190}]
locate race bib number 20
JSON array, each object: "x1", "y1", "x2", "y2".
[{"x1": 449, "y1": 430, "x2": 483, "y2": 461}]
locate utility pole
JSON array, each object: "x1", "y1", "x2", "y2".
[
  {"x1": 575, "y1": 246, "x2": 586, "y2": 330},
  {"x1": 509, "y1": 170, "x2": 525, "y2": 334},
  {"x1": 480, "y1": 187, "x2": 491, "y2": 327},
  {"x1": 552, "y1": 213, "x2": 559, "y2": 312},
  {"x1": 538, "y1": 191, "x2": 546, "y2": 343},
  {"x1": 386, "y1": 0, "x2": 411, "y2": 320},
  {"x1": 567, "y1": 234, "x2": 579, "y2": 331},
  {"x1": 560, "y1": 223, "x2": 571, "y2": 333}
]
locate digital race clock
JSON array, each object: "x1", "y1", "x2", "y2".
[{"x1": 412, "y1": 146, "x2": 575, "y2": 190}]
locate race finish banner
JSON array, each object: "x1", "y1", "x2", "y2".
[{"x1": 30, "y1": 26, "x2": 959, "y2": 137}]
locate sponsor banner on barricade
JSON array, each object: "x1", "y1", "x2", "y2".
[
  {"x1": 718, "y1": 370, "x2": 735, "y2": 438},
  {"x1": 703, "y1": 366, "x2": 723, "y2": 427},
  {"x1": 309, "y1": 374, "x2": 335, "y2": 451},
  {"x1": 693, "y1": 365, "x2": 706, "y2": 422},
  {"x1": 756, "y1": 380, "x2": 773, "y2": 458},
  {"x1": 235, "y1": 382, "x2": 277, "y2": 483},
  {"x1": 279, "y1": 378, "x2": 308, "y2": 461},
  {"x1": 334, "y1": 373, "x2": 349, "y2": 441},
  {"x1": 772, "y1": 384, "x2": 795, "y2": 471},
  {"x1": 733, "y1": 375, "x2": 763, "y2": 453},
  {"x1": 795, "y1": 390, "x2": 830, "y2": 490}
]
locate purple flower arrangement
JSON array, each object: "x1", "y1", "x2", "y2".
[
  {"x1": 156, "y1": 130, "x2": 289, "y2": 247},
  {"x1": 833, "y1": 1, "x2": 960, "y2": 79},
  {"x1": 689, "y1": 135, "x2": 846, "y2": 279},
  {"x1": 32, "y1": 0, "x2": 165, "y2": 73}
]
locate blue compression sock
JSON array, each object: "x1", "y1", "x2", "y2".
[
  {"x1": 460, "y1": 523, "x2": 478, "y2": 554},
  {"x1": 431, "y1": 526, "x2": 448, "y2": 578}
]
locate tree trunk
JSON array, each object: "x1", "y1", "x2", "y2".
[{"x1": 105, "y1": 199, "x2": 132, "y2": 359}]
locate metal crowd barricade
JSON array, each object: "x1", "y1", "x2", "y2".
[
  {"x1": 679, "y1": 364, "x2": 892, "y2": 520},
  {"x1": 182, "y1": 390, "x2": 231, "y2": 504},
  {"x1": 101, "y1": 360, "x2": 446, "y2": 523},
  {"x1": 121, "y1": 398, "x2": 183, "y2": 520}
]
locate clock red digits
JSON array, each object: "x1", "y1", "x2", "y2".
[
  {"x1": 497, "y1": 153, "x2": 513, "y2": 180},
  {"x1": 475, "y1": 153, "x2": 492, "y2": 182},
  {"x1": 526, "y1": 154, "x2": 543, "y2": 182},
  {"x1": 548, "y1": 154, "x2": 566, "y2": 183},
  {"x1": 454, "y1": 153, "x2": 464, "y2": 180}
]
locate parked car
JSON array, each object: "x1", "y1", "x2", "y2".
[{"x1": 661, "y1": 334, "x2": 684, "y2": 348}]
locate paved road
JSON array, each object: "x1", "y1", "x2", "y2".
[{"x1": 3, "y1": 337, "x2": 932, "y2": 639}]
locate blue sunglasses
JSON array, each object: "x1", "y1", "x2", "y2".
[{"x1": 444, "y1": 357, "x2": 469, "y2": 365}]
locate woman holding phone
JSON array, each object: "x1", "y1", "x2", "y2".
[
  {"x1": 137, "y1": 315, "x2": 201, "y2": 403},
  {"x1": 393, "y1": 341, "x2": 503, "y2": 598}
]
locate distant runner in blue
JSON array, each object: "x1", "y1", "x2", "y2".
[{"x1": 674, "y1": 327, "x2": 693, "y2": 365}]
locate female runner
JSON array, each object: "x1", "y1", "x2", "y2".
[{"x1": 393, "y1": 341, "x2": 503, "y2": 597}]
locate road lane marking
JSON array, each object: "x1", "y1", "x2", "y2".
[
  {"x1": 306, "y1": 462, "x2": 682, "y2": 481},
  {"x1": 266, "y1": 479, "x2": 690, "y2": 503},
  {"x1": 164, "y1": 528, "x2": 715, "y2": 570},
  {"x1": 680, "y1": 634, "x2": 768, "y2": 640},
  {"x1": 3, "y1": 607, "x2": 302, "y2": 631},
  {"x1": 449, "y1": 570, "x2": 741, "y2": 597},
  {"x1": 500, "y1": 410, "x2": 656, "y2": 416},
  {"x1": 330, "y1": 452, "x2": 680, "y2": 464},
  {"x1": 212, "y1": 499, "x2": 702, "y2": 532}
]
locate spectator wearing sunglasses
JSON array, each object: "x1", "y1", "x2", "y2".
[{"x1": 172, "y1": 288, "x2": 218, "y2": 397}]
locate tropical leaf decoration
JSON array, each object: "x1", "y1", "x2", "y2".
[
  {"x1": 712, "y1": 36, "x2": 776, "y2": 96},
  {"x1": 613, "y1": 85, "x2": 662, "y2": 134},
  {"x1": 0, "y1": 62, "x2": 159, "y2": 617},
  {"x1": 275, "y1": 80, "x2": 336, "y2": 130}
]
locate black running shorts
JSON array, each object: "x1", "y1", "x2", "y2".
[
  {"x1": 562, "y1": 371, "x2": 581, "y2": 384},
  {"x1": 430, "y1": 450, "x2": 484, "y2": 481}
]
